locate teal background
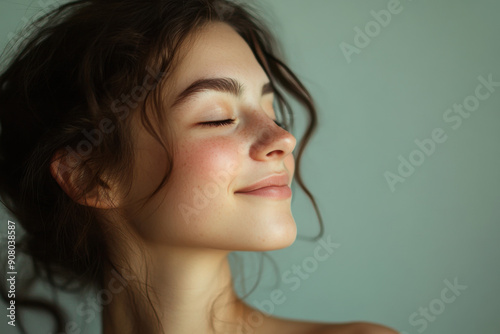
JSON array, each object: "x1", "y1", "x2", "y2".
[{"x1": 1, "y1": 0, "x2": 499, "y2": 333}]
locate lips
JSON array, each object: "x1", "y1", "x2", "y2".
[{"x1": 235, "y1": 173, "x2": 290, "y2": 193}]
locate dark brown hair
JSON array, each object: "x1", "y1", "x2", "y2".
[{"x1": 0, "y1": 0, "x2": 324, "y2": 333}]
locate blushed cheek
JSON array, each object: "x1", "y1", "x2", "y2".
[{"x1": 175, "y1": 137, "x2": 241, "y2": 191}]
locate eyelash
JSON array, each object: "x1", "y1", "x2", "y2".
[
  {"x1": 202, "y1": 119, "x2": 286, "y2": 129},
  {"x1": 202, "y1": 119, "x2": 236, "y2": 127}
]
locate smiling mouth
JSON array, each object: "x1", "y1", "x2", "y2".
[{"x1": 235, "y1": 185, "x2": 291, "y2": 199}]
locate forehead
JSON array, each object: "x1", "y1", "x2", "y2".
[{"x1": 166, "y1": 22, "x2": 270, "y2": 102}]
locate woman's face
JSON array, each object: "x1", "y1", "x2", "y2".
[{"x1": 123, "y1": 22, "x2": 297, "y2": 251}]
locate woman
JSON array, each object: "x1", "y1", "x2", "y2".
[{"x1": 0, "y1": 0, "x2": 398, "y2": 333}]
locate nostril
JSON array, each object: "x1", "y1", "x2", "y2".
[{"x1": 266, "y1": 149, "x2": 284, "y2": 157}]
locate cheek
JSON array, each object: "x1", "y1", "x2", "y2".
[
  {"x1": 176, "y1": 137, "x2": 240, "y2": 186},
  {"x1": 125, "y1": 137, "x2": 241, "y2": 240},
  {"x1": 154, "y1": 137, "x2": 242, "y2": 238}
]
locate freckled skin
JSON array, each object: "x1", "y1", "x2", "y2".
[{"x1": 122, "y1": 22, "x2": 297, "y2": 252}]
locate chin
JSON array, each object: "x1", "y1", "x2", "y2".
[{"x1": 252, "y1": 215, "x2": 297, "y2": 251}]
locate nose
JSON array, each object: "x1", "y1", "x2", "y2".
[{"x1": 249, "y1": 116, "x2": 296, "y2": 161}]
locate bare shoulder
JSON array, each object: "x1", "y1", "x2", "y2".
[
  {"x1": 238, "y1": 303, "x2": 398, "y2": 334},
  {"x1": 312, "y1": 321, "x2": 399, "y2": 334},
  {"x1": 261, "y1": 316, "x2": 398, "y2": 334}
]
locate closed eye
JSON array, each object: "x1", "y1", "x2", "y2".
[
  {"x1": 201, "y1": 119, "x2": 236, "y2": 127},
  {"x1": 200, "y1": 119, "x2": 286, "y2": 128}
]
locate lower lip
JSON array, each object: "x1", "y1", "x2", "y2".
[{"x1": 235, "y1": 186, "x2": 292, "y2": 199}]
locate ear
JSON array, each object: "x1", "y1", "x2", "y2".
[{"x1": 49, "y1": 148, "x2": 120, "y2": 209}]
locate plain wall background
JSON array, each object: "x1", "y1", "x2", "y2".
[{"x1": 0, "y1": 0, "x2": 499, "y2": 333}]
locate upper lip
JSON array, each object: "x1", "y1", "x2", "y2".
[{"x1": 235, "y1": 173, "x2": 290, "y2": 193}]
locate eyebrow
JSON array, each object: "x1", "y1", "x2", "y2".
[{"x1": 170, "y1": 77, "x2": 274, "y2": 109}]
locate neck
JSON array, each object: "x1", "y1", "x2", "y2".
[{"x1": 101, "y1": 245, "x2": 248, "y2": 334}]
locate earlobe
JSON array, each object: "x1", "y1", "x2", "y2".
[{"x1": 49, "y1": 149, "x2": 119, "y2": 209}]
